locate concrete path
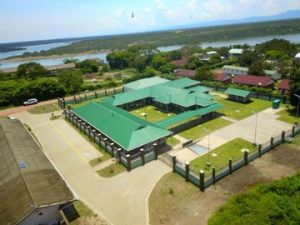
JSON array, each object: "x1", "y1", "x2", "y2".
[
  {"x1": 13, "y1": 111, "x2": 171, "y2": 225},
  {"x1": 173, "y1": 107, "x2": 292, "y2": 162}
]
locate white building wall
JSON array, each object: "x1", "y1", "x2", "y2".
[{"x1": 19, "y1": 205, "x2": 61, "y2": 225}]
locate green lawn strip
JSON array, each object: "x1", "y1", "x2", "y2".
[
  {"x1": 65, "y1": 119, "x2": 112, "y2": 162},
  {"x1": 130, "y1": 105, "x2": 175, "y2": 122},
  {"x1": 71, "y1": 97, "x2": 106, "y2": 108},
  {"x1": 97, "y1": 163, "x2": 126, "y2": 178},
  {"x1": 89, "y1": 154, "x2": 111, "y2": 167},
  {"x1": 179, "y1": 118, "x2": 232, "y2": 141},
  {"x1": 28, "y1": 103, "x2": 60, "y2": 114},
  {"x1": 216, "y1": 96, "x2": 271, "y2": 120},
  {"x1": 190, "y1": 138, "x2": 256, "y2": 174},
  {"x1": 69, "y1": 201, "x2": 97, "y2": 225},
  {"x1": 276, "y1": 107, "x2": 300, "y2": 124},
  {"x1": 167, "y1": 136, "x2": 180, "y2": 147}
]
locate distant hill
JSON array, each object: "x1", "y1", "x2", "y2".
[{"x1": 172, "y1": 10, "x2": 300, "y2": 29}]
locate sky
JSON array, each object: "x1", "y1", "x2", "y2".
[{"x1": 1, "y1": 0, "x2": 300, "y2": 43}]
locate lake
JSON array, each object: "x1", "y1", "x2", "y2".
[{"x1": 1, "y1": 33, "x2": 300, "y2": 69}]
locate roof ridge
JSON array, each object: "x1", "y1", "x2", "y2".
[{"x1": 0, "y1": 121, "x2": 36, "y2": 208}]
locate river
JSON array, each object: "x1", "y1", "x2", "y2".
[{"x1": 1, "y1": 33, "x2": 300, "y2": 69}]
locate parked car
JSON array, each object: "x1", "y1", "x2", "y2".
[{"x1": 23, "y1": 98, "x2": 38, "y2": 105}]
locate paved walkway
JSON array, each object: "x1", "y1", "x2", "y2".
[
  {"x1": 13, "y1": 111, "x2": 171, "y2": 225},
  {"x1": 173, "y1": 107, "x2": 292, "y2": 162}
]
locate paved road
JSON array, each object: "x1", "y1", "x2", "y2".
[
  {"x1": 14, "y1": 111, "x2": 171, "y2": 225},
  {"x1": 173, "y1": 107, "x2": 292, "y2": 162}
]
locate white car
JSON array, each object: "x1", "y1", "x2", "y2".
[{"x1": 23, "y1": 98, "x2": 38, "y2": 105}]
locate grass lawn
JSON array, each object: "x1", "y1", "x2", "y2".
[
  {"x1": 167, "y1": 136, "x2": 180, "y2": 147},
  {"x1": 130, "y1": 105, "x2": 175, "y2": 123},
  {"x1": 71, "y1": 97, "x2": 106, "y2": 108},
  {"x1": 190, "y1": 138, "x2": 256, "y2": 173},
  {"x1": 179, "y1": 118, "x2": 232, "y2": 141},
  {"x1": 97, "y1": 163, "x2": 126, "y2": 178},
  {"x1": 149, "y1": 173, "x2": 200, "y2": 225},
  {"x1": 276, "y1": 107, "x2": 300, "y2": 124},
  {"x1": 215, "y1": 96, "x2": 271, "y2": 120},
  {"x1": 28, "y1": 103, "x2": 60, "y2": 114}
]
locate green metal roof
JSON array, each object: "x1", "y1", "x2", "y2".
[
  {"x1": 109, "y1": 78, "x2": 211, "y2": 108},
  {"x1": 264, "y1": 70, "x2": 278, "y2": 76},
  {"x1": 223, "y1": 65, "x2": 248, "y2": 72},
  {"x1": 123, "y1": 77, "x2": 169, "y2": 91},
  {"x1": 155, "y1": 103, "x2": 223, "y2": 128},
  {"x1": 164, "y1": 77, "x2": 200, "y2": 88},
  {"x1": 72, "y1": 102, "x2": 171, "y2": 151},
  {"x1": 225, "y1": 88, "x2": 251, "y2": 98}
]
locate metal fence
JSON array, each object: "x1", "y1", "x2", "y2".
[
  {"x1": 169, "y1": 125, "x2": 300, "y2": 191},
  {"x1": 202, "y1": 83, "x2": 290, "y2": 104},
  {"x1": 58, "y1": 87, "x2": 124, "y2": 109}
]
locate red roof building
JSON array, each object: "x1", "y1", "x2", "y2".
[
  {"x1": 170, "y1": 58, "x2": 188, "y2": 67},
  {"x1": 278, "y1": 79, "x2": 290, "y2": 95},
  {"x1": 214, "y1": 72, "x2": 231, "y2": 83},
  {"x1": 232, "y1": 75, "x2": 274, "y2": 87},
  {"x1": 174, "y1": 69, "x2": 196, "y2": 78}
]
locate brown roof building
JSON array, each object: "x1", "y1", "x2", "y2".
[
  {"x1": 278, "y1": 79, "x2": 290, "y2": 95},
  {"x1": 214, "y1": 72, "x2": 231, "y2": 83},
  {"x1": 174, "y1": 69, "x2": 196, "y2": 78},
  {"x1": 232, "y1": 75, "x2": 274, "y2": 87},
  {"x1": 0, "y1": 118, "x2": 76, "y2": 225},
  {"x1": 170, "y1": 58, "x2": 188, "y2": 67}
]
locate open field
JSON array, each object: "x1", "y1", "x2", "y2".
[
  {"x1": 190, "y1": 138, "x2": 256, "y2": 173},
  {"x1": 276, "y1": 107, "x2": 300, "y2": 124},
  {"x1": 149, "y1": 136, "x2": 300, "y2": 225},
  {"x1": 215, "y1": 96, "x2": 271, "y2": 120},
  {"x1": 179, "y1": 118, "x2": 232, "y2": 141},
  {"x1": 97, "y1": 163, "x2": 127, "y2": 178},
  {"x1": 28, "y1": 103, "x2": 60, "y2": 114},
  {"x1": 130, "y1": 105, "x2": 175, "y2": 123}
]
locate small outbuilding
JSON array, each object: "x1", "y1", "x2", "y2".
[{"x1": 225, "y1": 88, "x2": 251, "y2": 103}]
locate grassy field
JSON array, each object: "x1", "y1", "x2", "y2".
[
  {"x1": 166, "y1": 136, "x2": 180, "y2": 147},
  {"x1": 276, "y1": 107, "x2": 300, "y2": 124},
  {"x1": 215, "y1": 96, "x2": 271, "y2": 120},
  {"x1": 130, "y1": 105, "x2": 175, "y2": 122},
  {"x1": 97, "y1": 163, "x2": 126, "y2": 177},
  {"x1": 179, "y1": 118, "x2": 232, "y2": 141},
  {"x1": 71, "y1": 97, "x2": 106, "y2": 108},
  {"x1": 149, "y1": 173, "x2": 200, "y2": 225},
  {"x1": 190, "y1": 138, "x2": 256, "y2": 173},
  {"x1": 28, "y1": 103, "x2": 60, "y2": 114}
]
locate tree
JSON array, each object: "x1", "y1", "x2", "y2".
[
  {"x1": 76, "y1": 59, "x2": 101, "y2": 73},
  {"x1": 289, "y1": 67, "x2": 300, "y2": 107},
  {"x1": 133, "y1": 55, "x2": 147, "y2": 72},
  {"x1": 256, "y1": 39, "x2": 297, "y2": 56},
  {"x1": 167, "y1": 50, "x2": 182, "y2": 61},
  {"x1": 16, "y1": 62, "x2": 47, "y2": 79},
  {"x1": 195, "y1": 66, "x2": 214, "y2": 81},
  {"x1": 152, "y1": 54, "x2": 168, "y2": 70},
  {"x1": 186, "y1": 55, "x2": 204, "y2": 70},
  {"x1": 239, "y1": 50, "x2": 257, "y2": 67},
  {"x1": 63, "y1": 58, "x2": 79, "y2": 64},
  {"x1": 249, "y1": 60, "x2": 264, "y2": 75},
  {"x1": 58, "y1": 71, "x2": 83, "y2": 94}
]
